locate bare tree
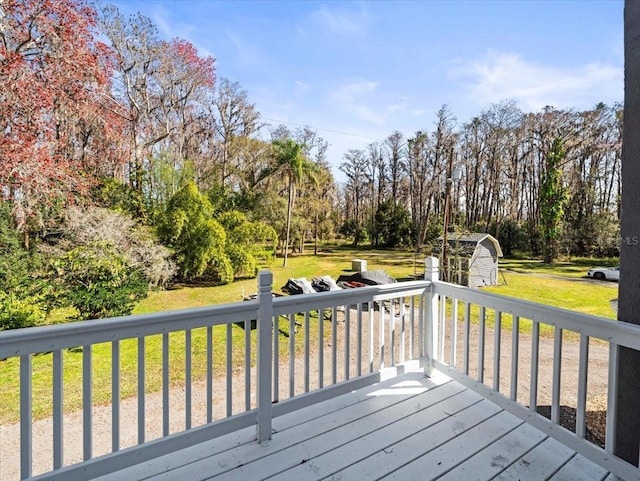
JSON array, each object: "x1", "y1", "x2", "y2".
[
  {"x1": 213, "y1": 78, "x2": 261, "y2": 186},
  {"x1": 340, "y1": 149, "x2": 370, "y2": 246}
]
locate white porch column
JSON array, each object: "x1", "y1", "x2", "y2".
[
  {"x1": 424, "y1": 257, "x2": 440, "y2": 377},
  {"x1": 256, "y1": 271, "x2": 274, "y2": 443}
]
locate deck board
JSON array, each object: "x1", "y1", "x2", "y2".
[
  {"x1": 549, "y1": 454, "x2": 609, "y2": 481},
  {"x1": 150, "y1": 374, "x2": 460, "y2": 481},
  {"x1": 260, "y1": 390, "x2": 487, "y2": 481},
  {"x1": 94, "y1": 371, "x2": 446, "y2": 481},
  {"x1": 100, "y1": 369, "x2": 611, "y2": 481},
  {"x1": 378, "y1": 410, "x2": 523, "y2": 480},
  {"x1": 436, "y1": 422, "x2": 546, "y2": 480},
  {"x1": 492, "y1": 436, "x2": 576, "y2": 480}
]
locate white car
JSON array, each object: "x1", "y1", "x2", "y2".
[{"x1": 587, "y1": 266, "x2": 620, "y2": 281}]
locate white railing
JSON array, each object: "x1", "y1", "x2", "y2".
[
  {"x1": 4, "y1": 259, "x2": 640, "y2": 480},
  {"x1": 430, "y1": 279, "x2": 640, "y2": 481},
  {"x1": 0, "y1": 271, "x2": 431, "y2": 481}
]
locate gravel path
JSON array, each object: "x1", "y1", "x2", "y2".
[{"x1": 0, "y1": 308, "x2": 611, "y2": 481}]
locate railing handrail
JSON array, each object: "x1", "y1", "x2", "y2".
[
  {"x1": 434, "y1": 281, "x2": 640, "y2": 350},
  {"x1": 0, "y1": 280, "x2": 433, "y2": 359},
  {"x1": 0, "y1": 301, "x2": 259, "y2": 358}
]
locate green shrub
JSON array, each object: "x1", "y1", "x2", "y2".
[
  {"x1": 206, "y1": 252, "x2": 234, "y2": 285},
  {"x1": 0, "y1": 201, "x2": 46, "y2": 330},
  {"x1": 226, "y1": 244, "x2": 257, "y2": 278},
  {"x1": 48, "y1": 242, "x2": 148, "y2": 320},
  {"x1": 158, "y1": 182, "x2": 227, "y2": 280},
  {"x1": 0, "y1": 294, "x2": 43, "y2": 330}
]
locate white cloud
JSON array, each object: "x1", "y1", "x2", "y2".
[
  {"x1": 330, "y1": 80, "x2": 385, "y2": 124},
  {"x1": 450, "y1": 51, "x2": 622, "y2": 112},
  {"x1": 310, "y1": 3, "x2": 368, "y2": 35}
]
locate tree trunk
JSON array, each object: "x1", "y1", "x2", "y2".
[
  {"x1": 283, "y1": 178, "x2": 294, "y2": 267},
  {"x1": 314, "y1": 213, "x2": 318, "y2": 255}
]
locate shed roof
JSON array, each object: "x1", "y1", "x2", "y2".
[{"x1": 438, "y1": 233, "x2": 504, "y2": 257}]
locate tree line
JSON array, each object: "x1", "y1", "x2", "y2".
[
  {"x1": 340, "y1": 102, "x2": 621, "y2": 260},
  {"x1": 0, "y1": 1, "x2": 621, "y2": 329}
]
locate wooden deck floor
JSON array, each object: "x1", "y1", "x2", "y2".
[{"x1": 95, "y1": 369, "x2": 612, "y2": 481}]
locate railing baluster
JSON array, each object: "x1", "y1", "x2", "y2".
[
  {"x1": 367, "y1": 301, "x2": 374, "y2": 373},
  {"x1": 576, "y1": 333, "x2": 589, "y2": 438},
  {"x1": 551, "y1": 326, "x2": 563, "y2": 424},
  {"x1": 227, "y1": 323, "x2": 233, "y2": 415},
  {"x1": 83, "y1": 344, "x2": 92, "y2": 461},
  {"x1": 344, "y1": 305, "x2": 351, "y2": 380},
  {"x1": 400, "y1": 297, "x2": 406, "y2": 364},
  {"x1": 206, "y1": 326, "x2": 213, "y2": 423},
  {"x1": 289, "y1": 313, "x2": 295, "y2": 397},
  {"x1": 493, "y1": 310, "x2": 502, "y2": 392},
  {"x1": 112, "y1": 340, "x2": 120, "y2": 452},
  {"x1": 304, "y1": 311, "x2": 310, "y2": 392},
  {"x1": 478, "y1": 306, "x2": 486, "y2": 383},
  {"x1": 439, "y1": 294, "x2": 446, "y2": 361},
  {"x1": 357, "y1": 303, "x2": 363, "y2": 377},
  {"x1": 409, "y1": 296, "x2": 415, "y2": 360},
  {"x1": 390, "y1": 299, "x2": 395, "y2": 366},
  {"x1": 244, "y1": 319, "x2": 251, "y2": 410},
  {"x1": 332, "y1": 306, "x2": 337, "y2": 384},
  {"x1": 318, "y1": 308, "x2": 324, "y2": 388},
  {"x1": 379, "y1": 301, "x2": 385, "y2": 370},
  {"x1": 186, "y1": 329, "x2": 192, "y2": 428},
  {"x1": 451, "y1": 298, "x2": 458, "y2": 367},
  {"x1": 138, "y1": 336, "x2": 145, "y2": 444},
  {"x1": 463, "y1": 302, "x2": 470, "y2": 375},
  {"x1": 510, "y1": 316, "x2": 519, "y2": 402},
  {"x1": 163, "y1": 332, "x2": 169, "y2": 436},
  {"x1": 53, "y1": 349, "x2": 63, "y2": 469},
  {"x1": 419, "y1": 294, "x2": 424, "y2": 358},
  {"x1": 530, "y1": 321, "x2": 540, "y2": 413},
  {"x1": 20, "y1": 354, "x2": 32, "y2": 480}
]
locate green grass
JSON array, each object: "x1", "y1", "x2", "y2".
[
  {"x1": 500, "y1": 257, "x2": 619, "y2": 278},
  {"x1": 0, "y1": 249, "x2": 619, "y2": 424},
  {"x1": 485, "y1": 271, "x2": 618, "y2": 319},
  {"x1": 436, "y1": 270, "x2": 617, "y2": 346}
]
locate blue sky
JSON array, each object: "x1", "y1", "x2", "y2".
[{"x1": 108, "y1": 0, "x2": 624, "y2": 179}]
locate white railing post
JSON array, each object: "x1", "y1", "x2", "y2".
[
  {"x1": 424, "y1": 257, "x2": 440, "y2": 377},
  {"x1": 256, "y1": 270, "x2": 274, "y2": 443}
]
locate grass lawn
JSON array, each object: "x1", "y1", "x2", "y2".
[
  {"x1": 0, "y1": 248, "x2": 619, "y2": 424},
  {"x1": 500, "y1": 257, "x2": 619, "y2": 279},
  {"x1": 485, "y1": 271, "x2": 618, "y2": 319}
]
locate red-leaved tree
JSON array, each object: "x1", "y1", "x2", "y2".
[{"x1": 0, "y1": 0, "x2": 118, "y2": 244}]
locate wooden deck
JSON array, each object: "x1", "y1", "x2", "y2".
[{"x1": 93, "y1": 369, "x2": 612, "y2": 481}]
